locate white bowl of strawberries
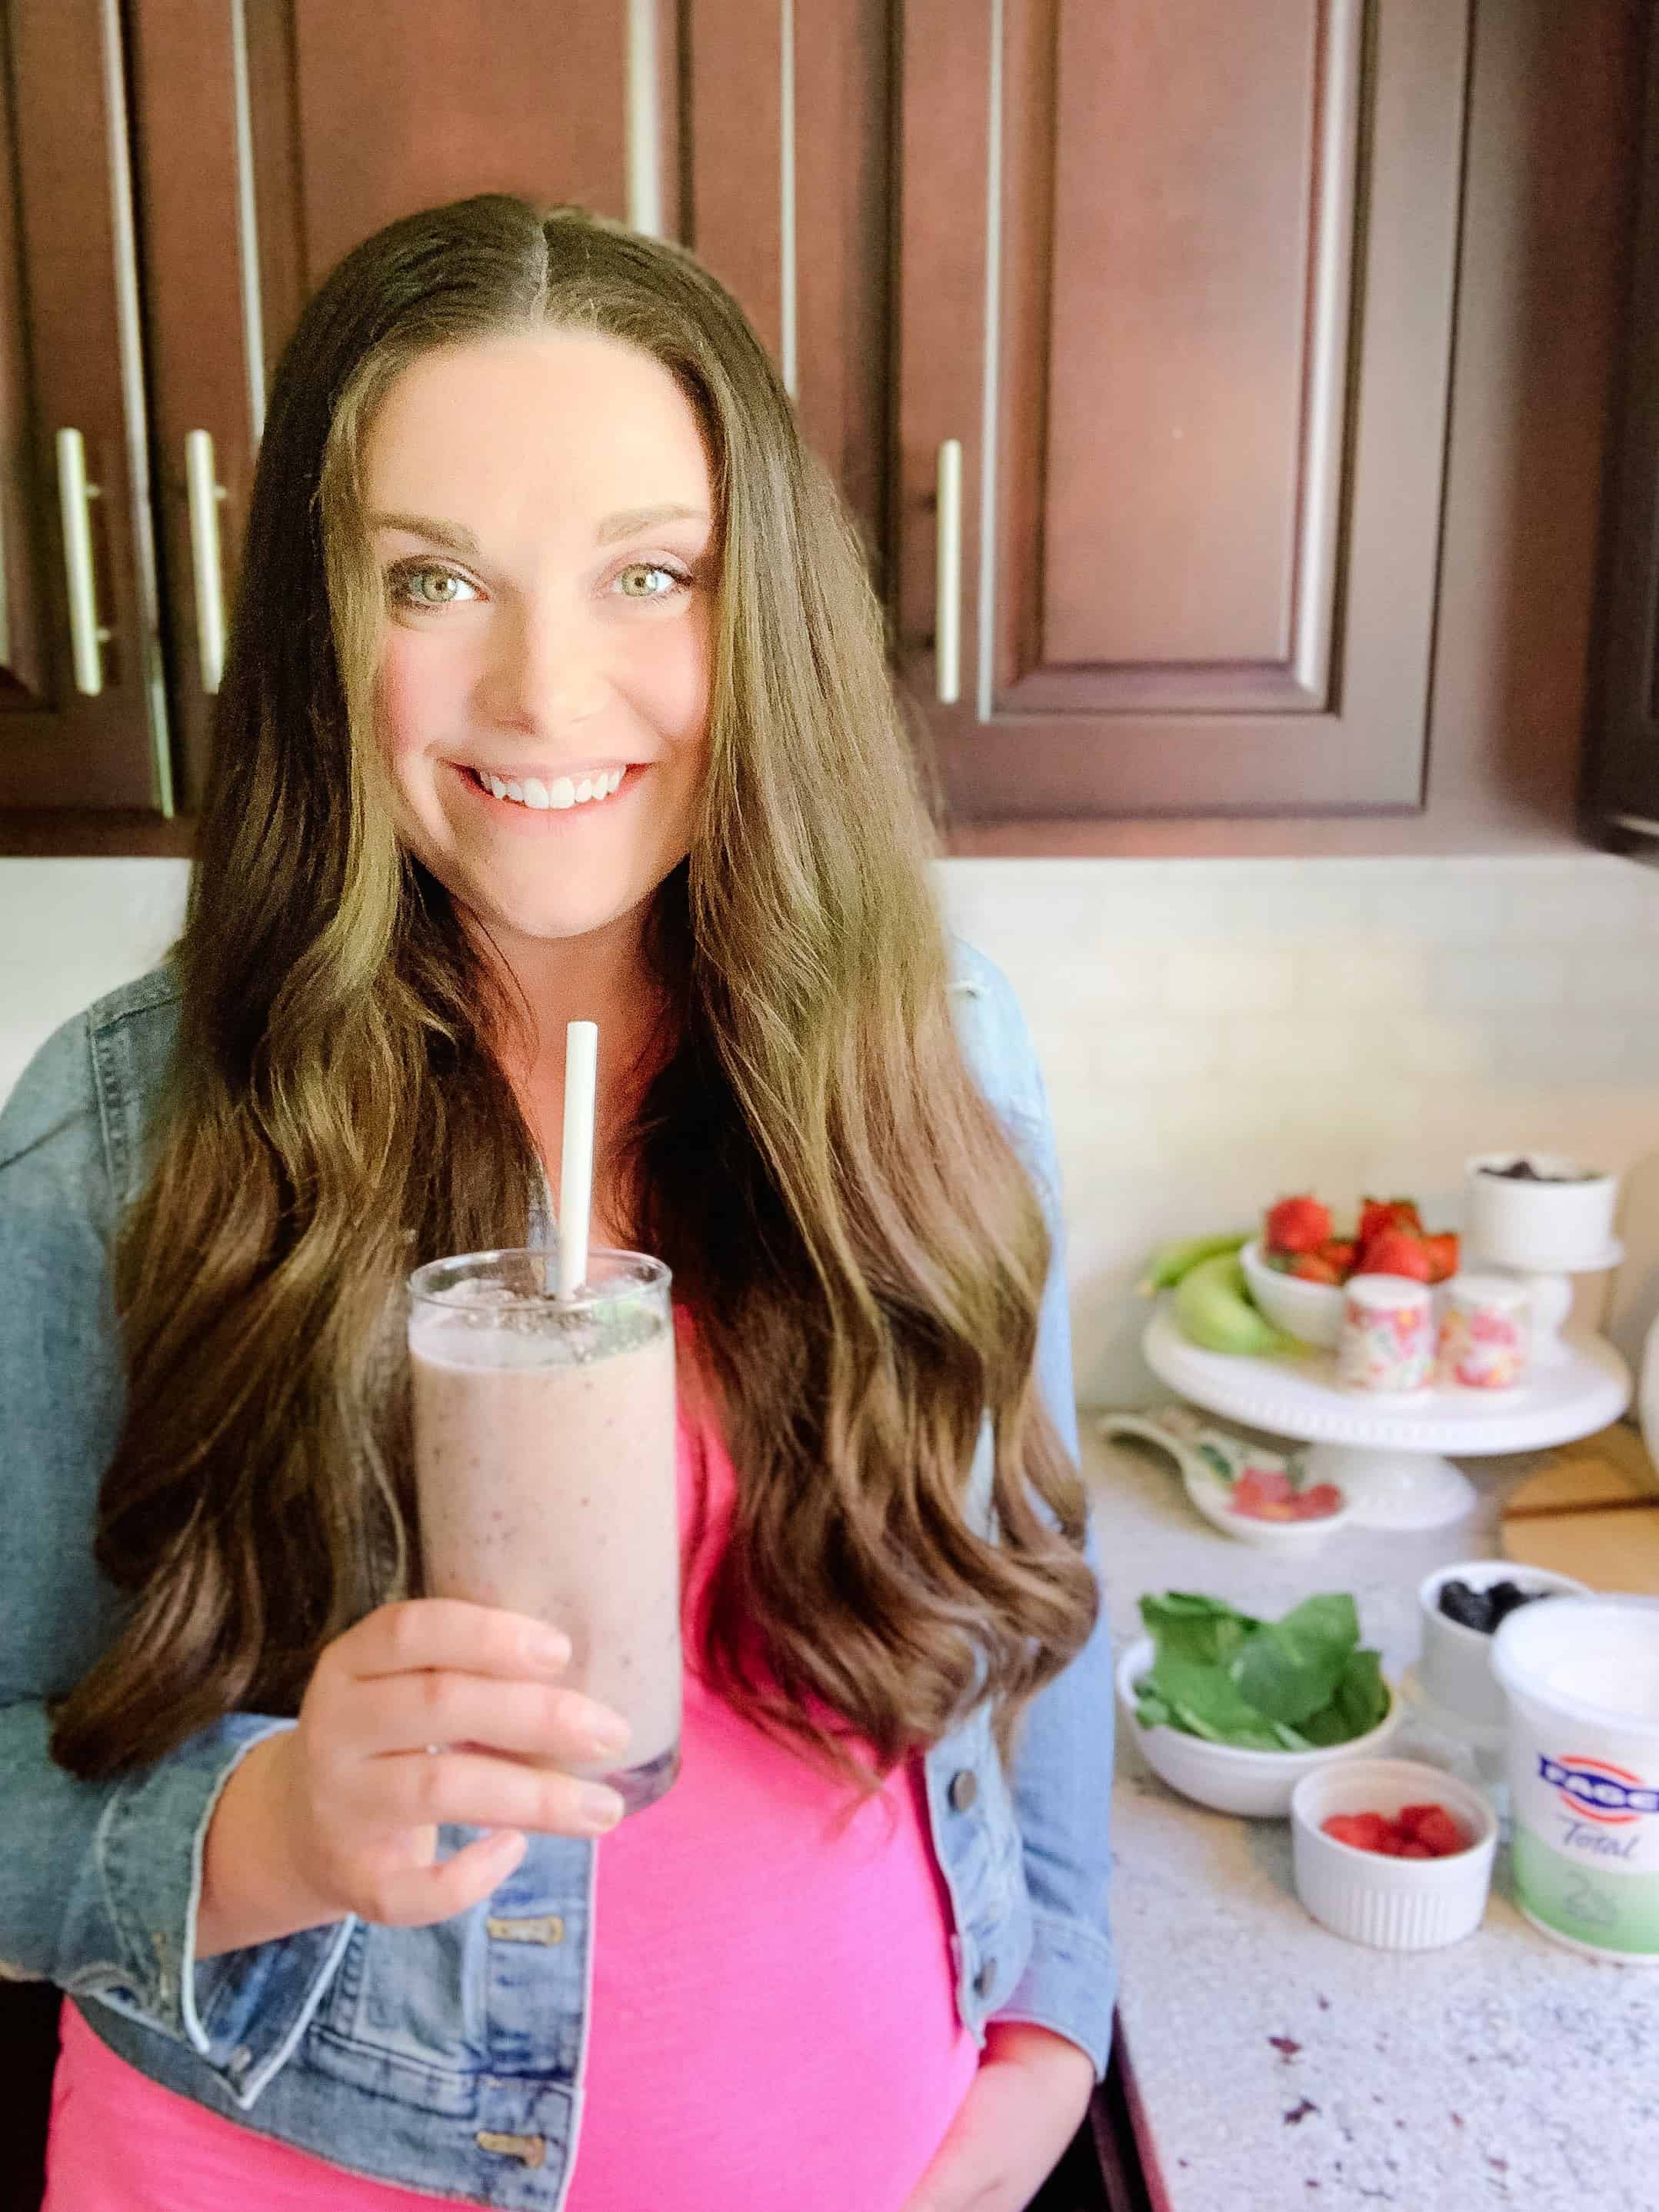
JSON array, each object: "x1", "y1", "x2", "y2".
[{"x1": 1242, "y1": 1197, "x2": 1461, "y2": 1351}]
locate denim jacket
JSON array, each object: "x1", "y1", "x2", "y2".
[{"x1": 0, "y1": 934, "x2": 1114, "y2": 2208}]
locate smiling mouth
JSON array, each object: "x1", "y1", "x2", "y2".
[{"x1": 465, "y1": 765, "x2": 628, "y2": 811}]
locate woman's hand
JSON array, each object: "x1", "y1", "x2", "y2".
[
  {"x1": 198, "y1": 1597, "x2": 632, "y2": 1957},
  {"x1": 901, "y1": 2022, "x2": 1097, "y2": 2212}
]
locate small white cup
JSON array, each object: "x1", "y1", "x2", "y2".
[
  {"x1": 1291, "y1": 1759, "x2": 1497, "y2": 1950},
  {"x1": 1464, "y1": 1153, "x2": 1617, "y2": 1271},
  {"x1": 1417, "y1": 1561, "x2": 1589, "y2": 1731}
]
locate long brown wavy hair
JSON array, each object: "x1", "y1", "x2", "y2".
[{"x1": 49, "y1": 196, "x2": 1096, "y2": 1794}]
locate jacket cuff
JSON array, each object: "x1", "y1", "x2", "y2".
[
  {"x1": 94, "y1": 1714, "x2": 355, "y2": 2107},
  {"x1": 988, "y1": 1906, "x2": 1118, "y2": 2082}
]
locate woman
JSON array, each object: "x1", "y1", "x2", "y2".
[{"x1": 0, "y1": 196, "x2": 1114, "y2": 2210}]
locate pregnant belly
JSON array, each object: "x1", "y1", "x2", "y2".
[{"x1": 564, "y1": 1674, "x2": 980, "y2": 2212}]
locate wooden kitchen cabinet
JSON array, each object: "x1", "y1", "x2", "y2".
[
  {"x1": 0, "y1": 2, "x2": 172, "y2": 819},
  {"x1": 0, "y1": 1, "x2": 1644, "y2": 855},
  {"x1": 897, "y1": 0, "x2": 1464, "y2": 820},
  {"x1": 893, "y1": 0, "x2": 1644, "y2": 837}
]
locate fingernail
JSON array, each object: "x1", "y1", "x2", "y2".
[
  {"x1": 585, "y1": 1717, "x2": 631, "y2": 1762},
  {"x1": 531, "y1": 1627, "x2": 571, "y2": 1668},
  {"x1": 578, "y1": 1786, "x2": 626, "y2": 1834}
]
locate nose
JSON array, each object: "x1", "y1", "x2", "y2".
[{"x1": 477, "y1": 598, "x2": 609, "y2": 736}]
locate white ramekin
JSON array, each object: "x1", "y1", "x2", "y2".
[
  {"x1": 1291, "y1": 1758, "x2": 1498, "y2": 1949},
  {"x1": 1463, "y1": 1153, "x2": 1618, "y2": 1271},
  {"x1": 1417, "y1": 1560, "x2": 1590, "y2": 1730}
]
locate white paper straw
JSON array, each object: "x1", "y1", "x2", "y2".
[{"x1": 557, "y1": 1021, "x2": 598, "y2": 1299}]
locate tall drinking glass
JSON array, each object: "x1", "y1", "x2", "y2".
[{"x1": 407, "y1": 1245, "x2": 681, "y2": 1816}]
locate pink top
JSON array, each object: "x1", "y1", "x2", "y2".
[{"x1": 45, "y1": 1349, "x2": 978, "y2": 2210}]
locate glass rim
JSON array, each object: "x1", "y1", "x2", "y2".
[{"x1": 407, "y1": 1244, "x2": 671, "y2": 1314}]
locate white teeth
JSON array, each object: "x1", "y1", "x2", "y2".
[{"x1": 474, "y1": 765, "x2": 628, "y2": 809}]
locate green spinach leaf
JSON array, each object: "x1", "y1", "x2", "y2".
[{"x1": 1134, "y1": 1587, "x2": 1387, "y2": 1755}]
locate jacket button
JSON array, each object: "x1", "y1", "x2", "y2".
[
  {"x1": 948, "y1": 1770, "x2": 978, "y2": 1813},
  {"x1": 974, "y1": 1959, "x2": 996, "y2": 1999}
]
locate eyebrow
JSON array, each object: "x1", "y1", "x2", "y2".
[
  {"x1": 595, "y1": 502, "x2": 709, "y2": 543},
  {"x1": 370, "y1": 504, "x2": 711, "y2": 553}
]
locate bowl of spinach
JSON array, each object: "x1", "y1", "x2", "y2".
[{"x1": 1117, "y1": 1590, "x2": 1403, "y2": 1817}]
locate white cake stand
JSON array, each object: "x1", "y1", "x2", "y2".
[{"x1": 1141, "y1": 1305, "x2": 1632, "y2": 1531}]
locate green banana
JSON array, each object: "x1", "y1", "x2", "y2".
[
  {"x1": 1171, "y1": 1251, "x2": 1298, "y2": 1358},
  {"x1": 1137, "y1": 1230, "x2": 1251, "y2": 1297}
]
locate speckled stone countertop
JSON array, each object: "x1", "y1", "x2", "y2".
[{"x1": 1078, "y1": 1416, "x2": 1657, "y2": 2212}]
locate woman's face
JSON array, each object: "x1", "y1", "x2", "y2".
[{"x1": 362, "y1": 329, "x2": 716, "y2": 955}]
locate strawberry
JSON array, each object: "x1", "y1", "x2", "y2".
[
  {"x1": 1231, "y1": 1472, "x2": 1298, "y2": 1523},
  {"x1": 1358, "y1": 1228, "x2": 1433, "y2": 1282},
  {"x1": 1321, "y1": 1815, "x2": 1371, "y2": 1849},
  {"x1": 1405, "y1": 1806, "x2": 1467, "y2": 1857},
  {"x1": 1359, "y1": 1197, "x2": 1423, "y2": 1247},
  {"x1": 1265, "y1": 1195, "x2": 1334, "y2": 1254},
  {"x1": 1290, "y1": 1254, "x2": 1342, "y2": 1285},
  {"x1": 1421, "y1": 1232, "x2": 1461, "y2": 1285},
  {"x1": 1318, "y1": 1239, "x2": 1358, "y2": 1278},
  {"x1": 1288, "y1": 1482, "x2": 1344, "y2": 1520}
]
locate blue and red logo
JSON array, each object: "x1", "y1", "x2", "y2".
[{"x1": 1538, "y1": 1754, "x2": 1659, "y2": 1825}]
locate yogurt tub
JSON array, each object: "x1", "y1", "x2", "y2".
[{"x1": 1492, "y1": 1595, "x2": 1659, "y2": 1962}]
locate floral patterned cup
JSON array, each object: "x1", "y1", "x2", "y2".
[
  {"x1": 1336, "y1": 1274, "x2": 1434, "y2": 1393},
  {"x1": 1437, "y1": 1273, "x2": 1531, "y2": 1391}
]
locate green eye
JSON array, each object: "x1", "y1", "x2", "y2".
[
  {"x1": 616, "y1": 562, "x2": 684, "y2": 600},
  {"x1": 390, "y1": 563, "x2": 476, "y2": 608}
]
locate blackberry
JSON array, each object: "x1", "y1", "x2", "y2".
[{"x1": 1437, "y1": 1578, "x2": 1492, "y2": 1631}]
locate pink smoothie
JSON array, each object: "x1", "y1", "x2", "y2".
[{"x1": 410, "y1": 1305, "x2": 681, "y2": 1795}]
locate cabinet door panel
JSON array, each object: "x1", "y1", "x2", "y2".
[
  {"x1": 1587, "y1": 15, "x2": 1659, "y2": 841},
  {"x1": 0, "y1": 0, "x2": 171, "y2": 811},
  {"x1": 1041, "y1": 0, "x2": 1339, "y2": 683},
  {"x1": 285, "y1": 6, "x2": 628, "y2": 289},
  {"x1": 896, "y1": 0, "x2": 1467, "y2": 820}
]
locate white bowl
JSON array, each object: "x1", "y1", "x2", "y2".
[
  {"x1": 1116, "y1": 1634, "x2": 1404, "y2": 1818},
  {"x1": 1417, "y1": 1560, "x2": 1590, "y2": 1731},
  {"x1": 1464, "y1": 1153, "x2": 1618, "y2": 1271},
  {"x1": 1240, "y1": 1238, "x2": 1344, "y2": 1349},
  {"x1": 1291, "y1": 1758, "x2": 1498, "y2": 1949}
]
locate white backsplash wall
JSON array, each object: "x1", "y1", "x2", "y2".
[
  {"x1": 937, "y1": 854, "x2": 1659, "y2": 1406},
  {"x1": 7, "y1": 852, "x2": 1659, "y2": 1405},
  {"x1": 0, "y1": 860, "x2": 190, "y2": 1096}
]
